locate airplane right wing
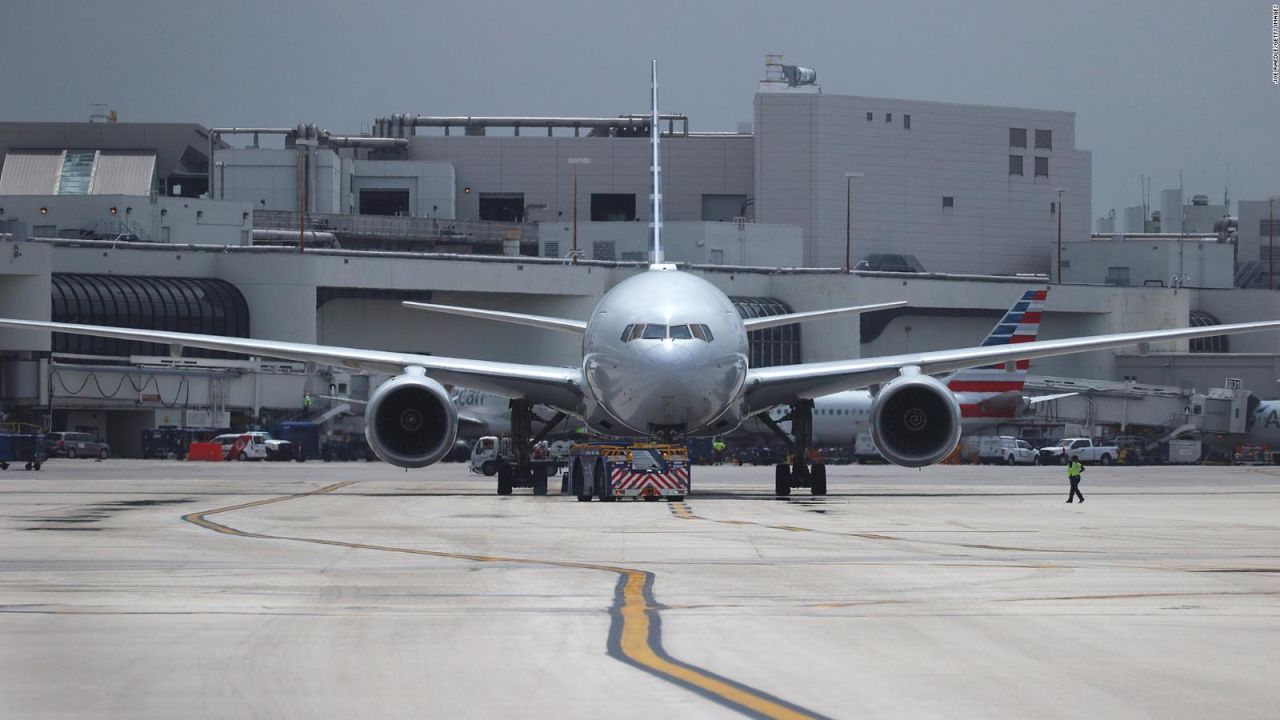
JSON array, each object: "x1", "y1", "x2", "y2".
[
  {"x1": 744, "y1": 320, "x2": 1280, "y2": 412},
  {"x1": 0, "y1": 318, "x2": 584, "y2": 413}
]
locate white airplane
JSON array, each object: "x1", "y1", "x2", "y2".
[
  {"x1": 767, "y1": 288, "x2": 1075, "y2": 447},
  {"x1": 1243, "y1": 399, "x2": 1280, "y2": 448},
  {"x1": 1, "y1": 61, "x2": 1278, "y2": 497}
]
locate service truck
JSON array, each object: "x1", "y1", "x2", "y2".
[
  {"x1": 468, "y1": 435, "x2": 557, "y2": 495},
  {"x1": 1038, "y1": 437, "x2": 1118, "y2": 465},
  {"x1": 979, "y1": 436, "x2": 1040, "y2": 465},
  {"x1": 853, "y1": 431, "x2": 885, "y2": 464},
  {"x1": 562, "y1": 442, "x2": 690, "y2": 501}
]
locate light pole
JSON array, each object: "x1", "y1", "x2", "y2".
[
  {"x1": 845, "y1": 172, "x2": 864, "y2": 273},
  {"x1": 568, "y1": 157, "x2": 591, "y2": 258},
  {"x1": 1056, "y1": 188, "x2": 1064, "y2": 283}
]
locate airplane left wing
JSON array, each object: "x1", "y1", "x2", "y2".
[
  {"x1": 744, "y1": 320, "x2": 1280, "y2": 411},
  {"x1": 0, "y1": 319, "x2": 584, "y2": 412}
]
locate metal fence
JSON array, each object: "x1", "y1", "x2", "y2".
[{"x1": 254, "y1": 210, "x2": 537, "y2": 246}]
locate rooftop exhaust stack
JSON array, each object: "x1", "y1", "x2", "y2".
[{"x1": 759, "y1": 54, "x2": 821, "y2": 94}]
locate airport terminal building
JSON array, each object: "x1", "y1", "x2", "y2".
[{"x1": 0, "y1": 58, "x2": 1274, "y2": 455}]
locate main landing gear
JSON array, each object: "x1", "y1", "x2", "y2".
[
  {"x1": 495, "y1": 400, "x2": 566, "y2": 496},
  {"x1": 758, "y1": 399, "x2": 827, "y2": 497}
]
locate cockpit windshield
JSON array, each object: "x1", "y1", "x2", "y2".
[{"x1": 620, "y1": 323, "x2": 715, "y2": 342}]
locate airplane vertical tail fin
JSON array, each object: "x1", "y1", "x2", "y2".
[
  {"x1": 649, "y1": 59, "x2": 665, "y2": 267},
  {"x1": 945, "y1": 287, "x2": 1049, "y2": 394}
]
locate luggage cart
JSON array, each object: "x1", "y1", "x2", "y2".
[{"x1": 0, "y1": 432, "x2": 46, "y2": 471}]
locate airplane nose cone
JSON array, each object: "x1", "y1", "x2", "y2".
[{"x1": 642, "y1": 343, "x2": 696, "y2": 371}]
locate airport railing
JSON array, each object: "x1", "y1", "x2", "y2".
[{"x1": 253, "y1": 210, "x2": 537, "y2": 246}]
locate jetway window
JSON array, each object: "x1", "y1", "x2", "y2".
[
  {"x1": 478, "y1": 193, "x2": 525, "y2": 222},
  {"x1": 359, "y1": 189, "x2": 410, "y2": 216},
  {"x1": 1009, "y1": 155, "x2": 1024, "y2": 176},
  {"x1": 1189, "y1": 310, "x2": 1228, "y2": 353},
  {"x1": 51, "y1": 274, "x2": 248, "y2": 358},
  {"x1": 1009, "y1": 128, "x2": 1027, "y2": 148},
  {"x1": 732, "y1": 297, "x2": 799, "y2": 368},
  {"x1": 1034, "y1": 157, "x2": 1049, "y2": 177},
  {"x1": 702, "y1": 194, "x2": 748, "y2": 222},
  {"x1": 1035, "y1": 129, "x2": 1052, "y2": 150},
  {"x1": 591, "y1": 194, "x2": 635, "y2": 222}
]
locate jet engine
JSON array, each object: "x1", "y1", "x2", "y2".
[
  {"x1": 365, "y1": 373, "x2": 458, "y2": 468},
  {"x1": 869, "y1": 372, "x2": 962, "y2": 468}
]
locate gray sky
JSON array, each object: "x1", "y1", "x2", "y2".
[{"x1": 3, "y1": 0, "x2": 1277, "y2": 217}]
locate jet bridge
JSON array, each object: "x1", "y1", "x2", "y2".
[{"x1": 1024, "y1": 375, "x2": 1256, "y2": 438}]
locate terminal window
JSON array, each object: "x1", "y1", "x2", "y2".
[
  {"x1": 702, "y1": 194, "x2": 747, "y2": 221},
  {"x1": 1009, "y1": 155, "x2": 1024, "y2": 176},
  {"x1": 591, "y1": 194, "x2": 636, "y2": 221},
  {"x1": 903, "y1": 114, "x2": 911, "y2": 129},
  {"x1": 359, "y1": 189, "x2": 410, "y2": 216},
  {"x1": 1034, "y1": 156, "x2": 1049, "y2": 177},
  {"x1": 478, "y1": 193, "x2": 525, "y2": 222},
  {"x1": 942, "y1": 196, "x2": 954, "y2": 208},
  {"x1": 1035, "y1": 129, "x2": 1052, "y2": 150},
  {"x1": 866, "y1": 112, "x2": 873, "y2": 121},
  {"x1": 885, "y1": 113, "x2": 892, "y2": 123},
  {"x1": 1009, "y1": 128, "x2": 1027, "y2": 148}
]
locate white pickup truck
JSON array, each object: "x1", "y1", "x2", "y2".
[{"x1": 1038, "y1": 437, "x2": 1118, "y2": 465}]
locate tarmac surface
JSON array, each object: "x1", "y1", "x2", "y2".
[{"x1": 1, "y1": 458, "x2": 1278, "y2": 719}]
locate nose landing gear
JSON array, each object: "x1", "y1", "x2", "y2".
[{"x1": 759, "y1": 399, "x2": 827, "y2": 497}]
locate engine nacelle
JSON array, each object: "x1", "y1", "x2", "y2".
[
  {"x1": 365, "y1": 373, "x2": 458, "y2": 468},
  {"x1": 870, "y1": 372, "x2": 962, "y2": 468}
]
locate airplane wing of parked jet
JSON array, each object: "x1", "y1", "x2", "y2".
[
  {"x1": 743, "y1": 320, "x2": 1280, "y2": 411},
  {"x1": 1027, "y1": 391, "x2": 1078, "y2": 405},
  {"x1": 0, "y1": 318, "x2": 584, "y2": 413}
]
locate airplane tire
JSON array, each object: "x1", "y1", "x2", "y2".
[
  {"x1": 774, "y1": 464, "x2": 791, "y2": 497},
  {"x1": 596, "y1": 460, "x2": 616, "y2": 502},
  {"x1": 497, "y1": 464, "x2": 513, "y2": 495},
  {"x1": 573, "y1": 461, "x2": 591, "y2": 502},
  {"x1": 810, "y1": 464, "x2": 827, "y2": 496}
]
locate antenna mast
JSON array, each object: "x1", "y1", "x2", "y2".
[{"x1": 649, "y1": 60, "x2": 664, "y2": 266}]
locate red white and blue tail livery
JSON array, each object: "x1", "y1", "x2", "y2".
[{"x1": 947, "y1": 288, "x2": 1048, "y2": 418}]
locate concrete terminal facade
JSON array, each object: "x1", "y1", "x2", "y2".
[{"x1": 1, "y1": 236, "x2": 1277, "y2": 454}]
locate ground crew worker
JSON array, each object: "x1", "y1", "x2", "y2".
[
  {"x1": 712, "y1": 438, "x2": 726, "y2": 465},
  {"x1": 1066, "y1": 455, "x2": 1085, "y2": 503},
  {"x1": 303, "y1": 393, "x2": 313, "y2": 411}
]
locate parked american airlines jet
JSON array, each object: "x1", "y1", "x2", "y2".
[
  {"x1": 778, "y1": 288, "x2": 1074, "y2": 447},
  {"x1": 1, "y1": 62, "x2": 1278, "y2": 497}
]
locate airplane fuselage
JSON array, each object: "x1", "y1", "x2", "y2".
[{"x1": 581, "y1": 267, "x2": 750, "y2": 437}]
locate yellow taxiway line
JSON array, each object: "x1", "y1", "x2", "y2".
[{"x1": 182, "y1": 483, "x2": 823, "y2": 720}]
